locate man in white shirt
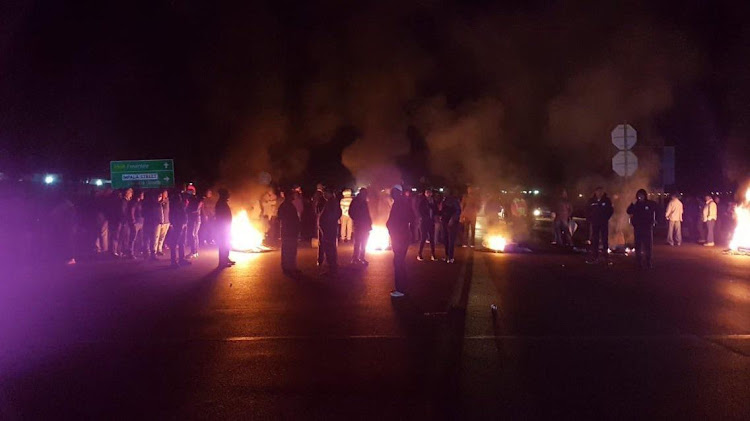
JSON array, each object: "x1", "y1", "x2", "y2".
[
  {"x1": 702, "y1": 195, "x2": 718, "y2": 246},
  {"x1": 339, "y1": 189, "x2": 353, "y2": 242},
  {"x1": 665, "y1": 194, "x2": 684, "y2": 246}
]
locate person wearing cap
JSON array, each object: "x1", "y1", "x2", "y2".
[
  {"x1": 387, "y1": 185, "x2": 414, "y2": 297},
  {"x1": 627, "y1": 189, "x2": 657, "y2": 268},
  {"x1": 215, "y1": 188, "x2": 235, "y2": 268}
]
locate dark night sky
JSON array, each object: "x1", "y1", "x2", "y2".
[{"x1": 1, "y1": 0, "x2": 749, "y2": 192}]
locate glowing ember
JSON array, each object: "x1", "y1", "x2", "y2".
[
  {"x1": 729, "y1": 189, "x2": 750, "y2": 251},
  {"x1": 231, "y1": 209, "x2": 266, "y2": 252},
  {"x1": 484, "y1": 235, "x2": 507, "y2": 252},
  {"x1": 367, "y1": 226, "x2": 390, "y2": 251}
]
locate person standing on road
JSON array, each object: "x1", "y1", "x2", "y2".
[
  {"x1": 627, "y1": 189, "x2": 657, "y2": 269},
  {"x1": 416, "y1": 188, "x2": 437, "y2": 261},
  {"x1": 553, "y1": 190, "x2": 573, "y2": 246},
  {"x1": 114, "y1": 188, "x2": 133, "y2": 258},
  {"x1": 278, "y1": 188, "x2": 301, "y2": 275},
  {"x1": 339, "y1": 189, "x2": 353, "y2": 243},
  {"x1": 702, "y1": 194, "x2": 718, "y2": 247},
  {"x1": 387, "y1": 185, "x2": 413, "y2": 298},
  {"x1": 168, "y1": 191, "x2": 190, "y2": 267},
  {"x1": 215, "y1": 188, "x2": 235, "y2": 268},
  {"x1": 128, "y1": 191, "x2": 145, "y2": 259},
  {"x1": 349, "y1": 187, "x2": 373, "y2": 265},
  {"x1": 200, "y1": 189, "x2": 216, "y2": 246},
  {"x1": 460, "y1": 186, "x2": 480, "y2": 248},
  {"x1": 155, "y1": 190, "x2": 170, "y2": 256},
  {"x1": 665, "y1": 193, "x2": 684, "y2": 246},
  {"x1": 441, "y1": 191, "x2": 461, "y2": 263},
  {"x1": 186, "y1": 188, "x2": 203, "y2": 258},
  {"x1": 143, "y1": 191, "x2": 161, "y2": 260},
  {"x1": 586, "y1": 187, "x2": 614, "y2": 264},
  {"x1": 313, "y1": 183, "x2": 327, "y2": 264},
  {"x1": 318, "y1": 188, "x2": 342, "y2": 272}
]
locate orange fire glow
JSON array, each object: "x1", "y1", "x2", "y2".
[
  {"x1": 729, "y1": 189, "x2": 750, "y2": 251},
  {"x1": 231, "y1": 209, "x2": 266, "y2": 252}
]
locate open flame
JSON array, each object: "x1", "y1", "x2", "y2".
[
  {"x1": 231, "y1": 209, "x2": 266, "y2": 252},
  {"x1": 729, "y1": 189, "x2": 750, "y2": 251},
  {"x1": 367, "y1": 226, "x2": 390, "y2": 251},
  {"x1": 484, "y1": 235, "x2": 507, "y2": 252}
]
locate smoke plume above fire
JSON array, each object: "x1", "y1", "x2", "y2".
[{"x1": 204, "y1": 2, "x2": 705, "y2": 190}]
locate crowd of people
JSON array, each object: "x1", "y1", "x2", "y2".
[{"x1": 2, "y1": 177, "x2": 740, "y2": 298}]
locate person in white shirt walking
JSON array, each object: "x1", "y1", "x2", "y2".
[
  {"x1": 702, "y1": 195, "x2": 718, "y2": 246},
  {"x1": 665, "y1": 193, "x2": 684, "y2": 246}
]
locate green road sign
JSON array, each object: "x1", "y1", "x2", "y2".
[{"x1": 110, "y1": 159, "x2": 175, "y2": 189}]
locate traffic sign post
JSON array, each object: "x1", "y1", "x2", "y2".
[
  {"x1": 110, "y1": 159, "x2": 175, "y2": 189},
  {"x1": 611, "y1": 124, "x2": 638, "y2": 177},
  {"x1": 612, "y1": 151, "x2": 638, "y2": 177}
]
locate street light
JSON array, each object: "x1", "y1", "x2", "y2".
[{"x1": 44, "y1": 175, "x2": 56, "y2": 185}]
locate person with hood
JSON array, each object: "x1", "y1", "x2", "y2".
[
  {"x1": 278, "y1": 188, "x2": 301, "y2": 275},
  {"x1": 318, "y1": 188, "x2": 342, "y2": 272},
  {"x1": 586, "y1": 187, "x2": 614, "y2": 264},
  {"x1": 627, "y1": 189, "x2": 657, "y2": 268},
  {"x1": 416, "y1": 188, "x2": 437, "y2": 261},
  {"x1": 387, "y1": 185, "x2": 413, "y2": 297},
  {"x1": 215, "y1": 188, "x2": 235, "y2": 268},
  {"x1": 441, "y1": 190, "x2": 462, "y2": 263},
  {"x1": 349, "y1": 187, "x2": 372, "y2": 265},
  {"x1": 168, "y1": 191, "x2": 190, "y2": 267},
  {"x1": 702, "y1": 194, "x2": 718, "y2": 247},
  {"x1": 339, "y1": 189, "x2": 353, "y2": 243},
  {"x1": 665, "y1": 193, "x2": 684, "y2": 246}
]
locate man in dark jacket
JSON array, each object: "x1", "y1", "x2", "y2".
[
  {"x1": 215, "y1": 188, "x2": 235, "y2": 268},
  {"x1": 278, "y1": 189, "x2": 301, "y2": 274},
  {"x1": 349, "y1": 188, "x2": 373, "y2": 265},
  {"x1": 627, "y1": 189, "x2": 657, "y2": 268},
  {"x1": 169, "y1": 191, "x2": 190, "y2": 267},
  {"x1": 416, "y1": 189, "x2": 437, "y2": 261},
  {"x1": 318, "y1": 188, "x2": 342, "y2": 272},
  {"x1": 387, "y1": 185, "x2": 414, "y2": 297},
  {"x1": 586, "y1": 187, "x2": 614, "y2": 264},
  {"x1": 441, "y1": 192, "x2": 461, "y2": 263}
]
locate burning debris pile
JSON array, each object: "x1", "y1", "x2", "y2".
[
  {"x1": 727, "y1": 189, "x2": 750, "y2": 255},
  {"x1": 231, "y1": 209, "x2": 271, "y2": 253},
  {"x1": 367, "y1": 226, "x2": 391, "y2": 252}
]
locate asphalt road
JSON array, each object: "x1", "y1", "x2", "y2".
[{"x1": 1, "y1": 241, "x2": 748, "y2": 420}]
